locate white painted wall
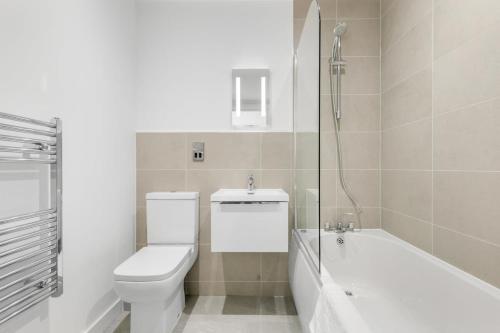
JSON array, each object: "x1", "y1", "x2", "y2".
[
  {"x1": 0, "y1": 0, "x2": 136, "y2": 332},
  {"x1": 136, "y1": 0, "x2": 294, "y2": 132}
]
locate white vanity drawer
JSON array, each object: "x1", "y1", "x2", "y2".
[{"x1": 210, "y1": 201, "x2": 288, "y2": 252}]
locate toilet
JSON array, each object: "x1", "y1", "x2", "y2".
[{"x1": 113, "y1": 192, "x2": 199, "y2": 333}]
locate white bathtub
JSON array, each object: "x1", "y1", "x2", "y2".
[{"x1": 289, "y1": 229, "x2": 500, "y2": 333}]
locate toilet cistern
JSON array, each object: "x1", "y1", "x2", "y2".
[{"x1": 248, "y1": 174, "x2": 255, "y2": 193}]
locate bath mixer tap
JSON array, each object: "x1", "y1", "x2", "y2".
[
  {"x1": 247, "y1": 175, "x2": 255, "y2": 193},
  {"x1": 324, "y1": 222, "x2": 355, "y2": 233}
]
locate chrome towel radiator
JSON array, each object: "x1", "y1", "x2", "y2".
[{"x1": 0, "y1": 112, "x2": 62, "y2": 325}]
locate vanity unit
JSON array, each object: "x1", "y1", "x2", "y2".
[{"x1": 210, "y1": 189, "x2": 289, "y2": 252}]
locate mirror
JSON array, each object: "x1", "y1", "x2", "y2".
[{"x1": 231, "y1": 68, "x2": 270, "y2": 128}]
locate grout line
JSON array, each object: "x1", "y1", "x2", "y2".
[
  {"x1": 432, "y1": 225, "x2": 500, "y2": 249},
  {"x1": 381, "y1": 7, "x2": 433, "y2": 57},
  {"x1": 381, "y1": 116, "x2": 432, "y2": 132},
  {"x1": 382, "y1": 64, "x2": 431, "y2": 94},
  {"x1": 381, "y1": 207, "x2": 433, "y2": 226},
  {"x1": 381, "y1": 66, "x2": 430, "y2": 96},
  {"x1": 433, "y1": 97, "x2": 500, "y2": 119},
  {"x1": 380, "y1": 0, "x2": 398, "y2": 19}
]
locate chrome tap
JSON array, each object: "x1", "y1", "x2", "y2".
[
  {"x1": 324, "y1": 213, "x2": 356, "y2": 233},
  {"x1": 247, "y1": 174, "x2": 255, "y2": 193}
]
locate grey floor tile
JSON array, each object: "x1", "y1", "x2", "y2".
[{"x1": 113, "y1": 296, "x2": 302, "y2": 333}]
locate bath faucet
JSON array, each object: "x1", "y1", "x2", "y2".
[
  {"x1": 324, "y1": 214, "x2": 355, "y2": 233},
  {"x1": 247, "y1": 174, "x2": 255, "y2": 193}
]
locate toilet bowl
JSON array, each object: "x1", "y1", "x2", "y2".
[
  {"x1": 113, "y1": 192, "x2": 199, "y2": 333},
  {"x1": 114, "y1": 245, "x2": 198, "y2": 333}
]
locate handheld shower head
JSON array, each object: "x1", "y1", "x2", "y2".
[{"x1": 333, "y1": 22, "x2": 347, "y2": 36}]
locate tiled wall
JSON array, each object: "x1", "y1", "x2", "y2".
[
  {"x1": 293, "y1": 0, "x2": 381, "y2": 230},
  {"x1": 320, "y1": 0, "x2": 382, "y2": 228},
  {"x1": 381, "y1": 0, "x2": 500, "y2": 288},
  {"x1": 136, "y1": 132, "x2": 293, "y2": 296}
]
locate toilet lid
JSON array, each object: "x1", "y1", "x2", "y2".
[{"x1": 113, "y1": 246, "x2": 192, "y2": 282}]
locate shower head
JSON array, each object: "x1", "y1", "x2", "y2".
[{"x1": 333, "y1": 22, "x2": 347, "y2": 36}]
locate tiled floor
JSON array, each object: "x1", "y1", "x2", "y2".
[{"x1": 113, "y1": 296, "x2": 302, "y2": 333}]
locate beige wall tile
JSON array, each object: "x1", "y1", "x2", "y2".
[
  {"x1": 341, "y1": 19, "x2": 380, "y2": 57},
  {"x1": 321, "y1": 94, "x2": 380, "y2": 132},
  {"x1": 318, "y1": 0, "x2": 336, "y2": 19},
  {"x1": 261, "y1": 170, "x2": 293, "y2": 204},
  {"x1": 433, "y1": 24, "x2": 500, "y2": 114},
  {"x1": 187, "y1": 245, "x2": 261, "y2": 282},
  {"x1": 382, "y1": 170, "x2": 432, "y2": 221},
  {"x1": 296, "y1": 132, "x2": 319, "y2": 170},
  {"x1": 337, "y1": 207, "x2": 381, "y2": 229},
  {"x1": 186, "y1": 133, "x2": 261, "y2": 170},
  {"x1": 381, "y1": 0, "x2": 432, "y2": 53},
  {"x1": 136, "y1": 206, "x2": 147, "y2": 245},
  {"x1": 261, "y1": 133, "x2": 293, "y2": 169},
  {"x1": 382, "y1": 14, "x2": 432, "y2": 91},
  {"x1": 338, "y1": 0, "x2": 380, "y2": 19},
  {"x1": 136, "y1": 169, "x2": 186, "y2": 206},
  {"x1": 381, "y1": 0, "x2": 396, "y2": 17},
  {"x1": 434, "y1": 99, "x2": 500, "y2": 171},
  {"x1": 382, "y1": 67, "x2": 432, "y2": 128},
  {"x1": 434, "y1": 172, "x2": 500, "y2": 246},
  {"x1": 199, "y1": 207, "x2": 211, "y2": 245},
  {"x1": 322, "y1": 19, "x2": 380, "y2": 57},
  {"x1": 186, "y1": 169, "x2": 261, "y2": 206},
  {"x1": 261, "y1": 253, "x2": 289, "y2": 281},
  {"x1": 137, "y1": 133, "x2": 186, "y2": 170},
  {"x1": 433, "y1": 0, "x2": 500, "y2": 59},
  {"x1": 294, "y1": 0, "x2": 313, "y2": 19},
  {"x1": 320, "y1": 206, "x2": 337, "y2": 226},
  {"x1": 337, "y1": 170, "x2": 380, "y2": 207},
  {"x1": 321, "y1": 19, "x2": 337, "y2": 57},
  {"x1": 382, "y1": 119, "x2": 432, "y2": 170},
  {"x1": 320, "y1": 131, "x2": 337, "y2": 170},
  {"x1": 433, "y1": 226, "x2": 500, "y2": 288},
  {"x1": 340, "y1": 132, "x2": 380, "y2": 169},
  {"x1": 382, "y1": 208, "x2": 432, "y2": 252},
  {"x1": 320, "y1": 170, "x2": 337, "y2": 206},
  {"x1": 321, "y1": 57, "x2": 380, "y2": 95},
  {"x1": 295, "y1": 169, "x2": 319, "y2": 208}
]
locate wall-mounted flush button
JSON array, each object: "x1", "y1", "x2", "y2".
[{"x1": 192, "y1": 142, "x2": 205, "y2": 161}]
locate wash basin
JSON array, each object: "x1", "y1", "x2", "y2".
[{"x1": 210, "y1": 189, "x2": 289, "y2": 203}]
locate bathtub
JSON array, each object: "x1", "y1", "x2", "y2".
[{"x1": 289, "y1": 229, "x2": 500, "y2": 333}]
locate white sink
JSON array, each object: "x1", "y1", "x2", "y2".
[{"x1": 210, "y1": 189, "x2": 289, "y2": 203}]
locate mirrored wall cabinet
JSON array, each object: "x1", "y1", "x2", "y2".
[{"x1": 232, "y1": 68, "x2": 270, "y2": 128}]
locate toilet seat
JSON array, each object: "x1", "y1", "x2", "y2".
[{"x1": 114, "y1": 245, "x2": 192, "y2": 282}]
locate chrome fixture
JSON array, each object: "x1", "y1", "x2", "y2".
[
  {"x1": 324, "y1": 222, "x2": 355, "y2": 233},
  {"x1": 0, "y1": 112, "x2": 63, "y2": 325},
  {"x1": 328, "y1": 22, "x2": 363, "y2": 230},
  {"x1": 247, "y1": 174, "x2": 256, "y2": 193}
]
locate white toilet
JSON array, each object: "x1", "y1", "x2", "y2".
[{"x1": 113, "y1": 192, "x2": 199, "y2": 333}]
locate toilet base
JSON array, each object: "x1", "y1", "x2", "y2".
[{"x1": 130, "y1": 283, "x2": 185, "y2": 333}]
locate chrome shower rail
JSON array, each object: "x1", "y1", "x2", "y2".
[{"x1": 0, "y1": 112, "x2": 62, "y2": 326}]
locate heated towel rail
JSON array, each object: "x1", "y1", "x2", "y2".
[{"x1": 0, "y1": 112, "x2": 62, "y2": 325}]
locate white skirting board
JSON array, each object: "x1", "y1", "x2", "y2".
[{"x1": 84, "y1": 299, "x2": 126, "y2": 333}]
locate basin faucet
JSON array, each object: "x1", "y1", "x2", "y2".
[{"x1": 247, "y1": 174, "x2": 255, "y2": 193}]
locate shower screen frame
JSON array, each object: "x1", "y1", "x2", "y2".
[{"x1": 292, "y1": 0, "x2": 322, "y2": 273}]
